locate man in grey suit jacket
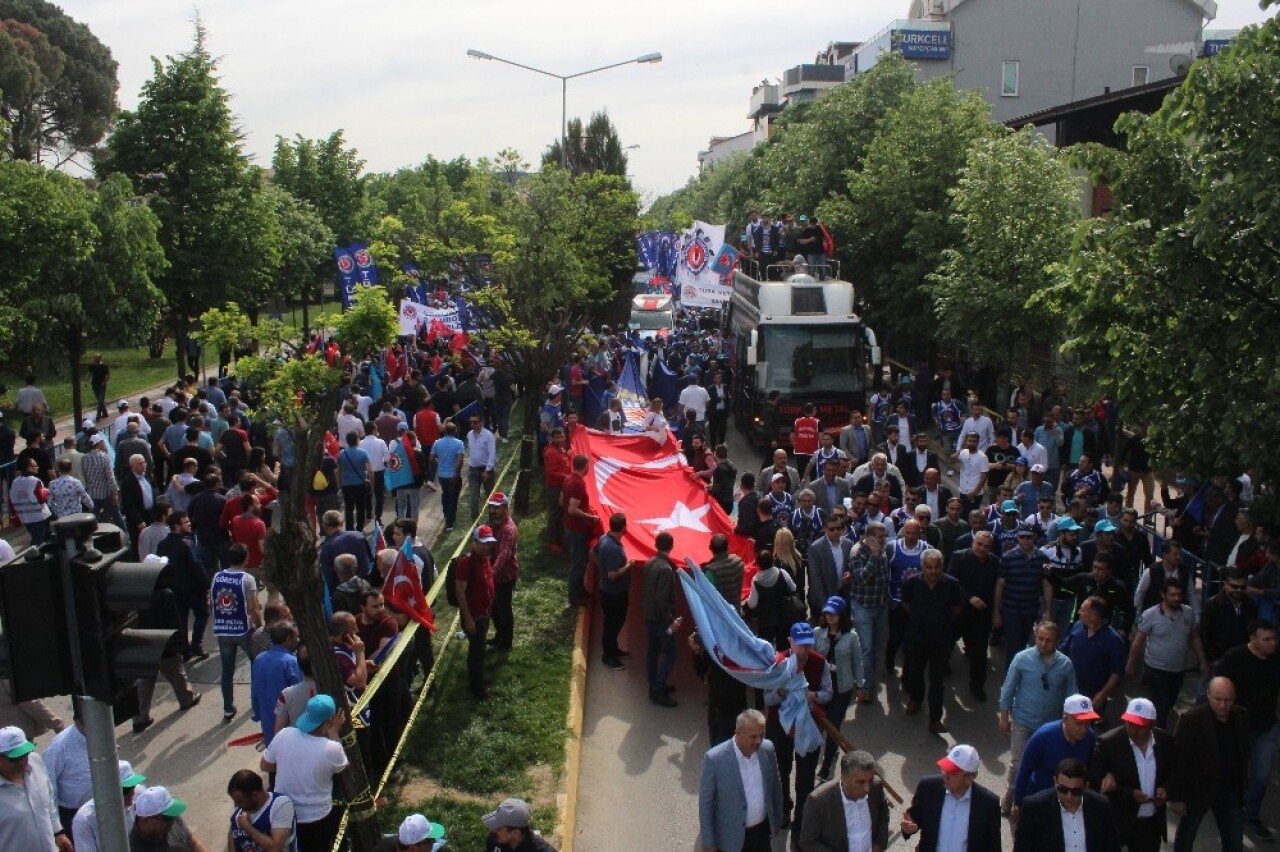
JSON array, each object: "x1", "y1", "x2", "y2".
[
  {"x1": 807, "y1": 521, "x2": 853, "y2": 620},
  {"x1": 838, "y1": 412, "x2": 873, "y2": 467},
  {"x1": 807, "y1": 461, "x2": 851, "y2": 515},
  {"x1": 799, "y1": 749, "x2": 890, "y2": 851},
  {"x1": 700, "y1": 709, "x2": 784, "y2": 852}
]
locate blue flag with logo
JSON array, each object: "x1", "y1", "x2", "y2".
[
  {"x1": 351, "y1": 242, "x2": 379, "y2": 286},
  {"x1": 710, "y1": 243, "x2": 739, "y2": 276},
  {"x1": 678, "y1": 561, "x2": 820, "y2": 755},
  {"x1": 384, "y1": 438, "x2": 416, "y2": 492},
  {"x1": 652, "y1": 357, "x2": 680, "y2": 412},
  {"x1": 636, "y1": 232, "x2": 657, "y2": 270},
  {"x1": 335, "y1": 246, "x2": 358, "y2": 309}
]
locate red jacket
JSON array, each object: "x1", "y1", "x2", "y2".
[{"x1": 544, "y1": 444, "x2": 572, "y2": 489}]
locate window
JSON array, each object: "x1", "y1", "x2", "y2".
[
  {"x1": 1001, "y1": 60, "x2": 1019, "y2": 97},
  {"x1": 760, "y1": 325, "x2": 865, "y2": 394},
  {"x1": 1132, "y1": 65, "x2": 1150, "y2": 86}
]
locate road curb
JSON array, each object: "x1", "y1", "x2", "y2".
[{"x1": 555, "y1": 550, "x2": 594, "y2": 851}]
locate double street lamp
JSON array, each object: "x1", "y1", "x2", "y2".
[{"x1": 466, "y1": 49, "x2": 662, "y2": 169}]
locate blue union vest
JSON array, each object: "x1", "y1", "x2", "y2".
[{"x1": 211, "y1": 568, "x2": 252, "y2": 636}]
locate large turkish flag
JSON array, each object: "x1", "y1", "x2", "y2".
[{"x1": 569, "y1": 426, "x2": 757, "y2": 597}]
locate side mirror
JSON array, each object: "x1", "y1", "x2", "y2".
[{"x1": 747, "y1": 330, "x2": 758, "y2": 366}]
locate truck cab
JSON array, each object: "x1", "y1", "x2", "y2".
[{"x1": 629, "y1": 293, "x2": 675, "y2": 340}]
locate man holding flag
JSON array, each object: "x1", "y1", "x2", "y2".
[{"x1": 765, "y1": 622, "x2": 832, "y2": 833}]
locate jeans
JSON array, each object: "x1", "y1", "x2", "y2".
[
  {"x1": 601, "y1": 590, "x2": 629, "y2": 661},
  {"x1": 886, "y1": 602, "x2": 907, "y2": 674},
  {"x1": 217, "y1": 633, "x2": 253, "y2": 713},
  {"x1": 904, "y1": 641, "x2": 952, "y2": 721},
  {"x1": 25, "y1": 519, "x2": 49, "y2": 546},
  {"x1": 439, "y1": 476, "x2": 461, "y2": 528},
  {"x1": 820, "y1": 688, "x2": 854, "y2": 770},
  {"x1": 92, "y1": 383, "x2": 108, "y2": 418},
  {"x1": 491, "y1": 580, "x2": 516, "y2": 649},
  {"x1": 1006, "y1": 721, "x2": 1035, "y2": 796},
  {"x1": 342, "y1": 484, "x2": 368, "y2": 531},
  {"x1": 567, "y1": 529, "x2": 589, "y2": 604},
  {"x1": 493, "y1": 399, "x2": 511, "y2": 439},
  {"x1": 1001, "y1": 609, "x2": 1039, "y2": 674},
  {"x1": 1173, "y1": 788, "x2": 1244, "y2": 852},
  {"x1": 468, "y1": 466, "x2": 488, "y2": 519},
  {"x1": 396, "y1": 484, "x2": 421, "y2": 521},
  {"x1": 175, "y1": 590, "x2": 209, "y2": 655},
  {"x1": 939, "y1": 431, "x2": 959, "y2": 463},
  {"x1": 850, "y1": 603, "x2": 888, "y2": 690},
  {"x1": 646, "y1": 622, "x2": 677, "y2": 692},
  {"x1": 1142, "y1": 665, "x2": 1185, "y2": 729},
  {"x1": 1050, "y1": 597, "x2": 1074, "y2": 641},
  {"x1": 1245, "y1": 722, "x2": 1280, "y2": 821}
]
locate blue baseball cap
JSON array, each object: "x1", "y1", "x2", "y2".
[
  {"x1": 1015, "y1": 456, "x2": 1029, "y2": 467},
  {"x1": 297, "y1": 694, "x2": 337, "y2": 734},
  {"x1": 1057, "y1": 518, "x2": 1082, "y2": 532},
  {"x1": 822, "y1": 596, "x2": 846, "y2": 616},
  {"x1": 789, "y1": 622, "x2": 816, "y2": 645},
  {"x1": 1094, "y1": 519, "x2": 1118, "y2": 534},
  {"x1": 1001, "y1": 500, "x2": 1019, "y2": 514}
]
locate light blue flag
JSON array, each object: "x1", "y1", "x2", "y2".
[
  {"x1": 384, "y1": 438, "x2": 416, "y2": 492},
  {"x1": 678, "y1": 559, "x2": 822, "y2": 755}
]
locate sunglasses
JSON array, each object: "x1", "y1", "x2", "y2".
[
  {"x1": 1055, "y1": 784, "x2": 1085, "y2": 797},
  {"x1": 1227, "y1": 583, "x2": 1246, "y2": 590}
]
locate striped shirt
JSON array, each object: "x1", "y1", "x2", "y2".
[{"x1": 999, "y1": 547, "x2": 1049, "y2": 614}]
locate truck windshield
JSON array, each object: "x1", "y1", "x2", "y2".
[
  {"x1": 630, "y1": 311, "x2": 673, "y2": 331},
  {"x1": 760, "y1": 325, "x2": 863, "y2": 394}
]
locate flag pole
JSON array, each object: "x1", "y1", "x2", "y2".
[{"x1": 815, "y1": 715, "x2": 905, "y2": 804}]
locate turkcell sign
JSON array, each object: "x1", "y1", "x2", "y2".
[{"x1": 895, "y1": 29, "x2": 952, "y2": 60}]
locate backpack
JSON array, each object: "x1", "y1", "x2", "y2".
[{"x1": 819, "y1": 223, "x2": 836, "y2": 257}]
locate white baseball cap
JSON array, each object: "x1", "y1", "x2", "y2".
[
  {"x1": 547, "y1": 384, "x2": 564, "y2": 396},
  {"x1": 937, "y1": 744, "x2": 980, "y2": 774},
  {"x1": 1121, "y1": 697, "x2": 1157, "y2": 726},
  {"x1": 133, "y1": 785, "x2": 187, "y2": 818},
  {"x1": 398, "y1": 813, "x2": 446, "y2": 845},
  {"x1": 82, "y1": 417, "x2": 96, "y2": 430},
  {"x1": 118, "y1": 760, "x2": 146, "y2": 788},
  {"x1": 1063, "y1": 694, "x2": 1101, "y2": 721},
  {"x1": 1030, "y1": 463, "x2": 1047, "y2": 474},
  {"x1": 90, "y1": 433, "x2": 106, "y2": 447},
  {"x1": 0, "y1": 726, "x2": 36, "y2": 758},
  {"x1": 117, "y1": 399, "x2": 130, "y2": 408}
]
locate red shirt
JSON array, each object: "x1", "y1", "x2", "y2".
[
  {"x1": 792, "y1": 417, "x2": 820, "y2": 455},
  {"x1": 229, "y1": 512, "x2": 267, "y2": 568},
  {"x1": 414, "y1": 408, "x2": 442, "y2": 446},
  {"x1": 561, "y1": 473, "x2": 593, "y2": 534},
  {"x1": 457, "y1": 551, "x2": 494, "y2": 617},
  {"x1": 543, "y1": 444, "x2": 572, "y2": 489}
]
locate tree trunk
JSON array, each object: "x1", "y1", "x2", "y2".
[
  {"x1": 261, "y1": 403, "x2": 381, "y2": 852},
  {"x1": 301, "y1": 290, "x2": 311, "y2": 341},
  {"x1": 68, "y1": 336, "x2": 85, "y2": 429},
  {"x1": 173, "y1": 315, "x2": 187, "y2": 381}
]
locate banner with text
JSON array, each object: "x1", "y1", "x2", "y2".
[{"x1": 398, "y1": 299, "x2": 463, "y2": 337}]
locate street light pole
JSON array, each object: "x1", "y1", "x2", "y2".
[{"x1": 466, "y1": 49, "x2": 662, "y2": 171}]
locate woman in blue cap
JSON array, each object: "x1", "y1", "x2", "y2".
[{"x1": 813, "y1": 596, "x2": 863, "y2": 782}]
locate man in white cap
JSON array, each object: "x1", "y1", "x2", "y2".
[
  {"x1": 487, "y1": 492, "x2": 520, "y2": 651},
  {"x1": 375, "y1": 812, "x2": 447, "y2": 851},
  {"x1": 901, "y1": 744, "x2": 1001, "y2": 851},
  {"x1": 0, "y1": 725, "x2": 68, "y2": 851},
  {"x1": 226, "y1": 768, "x2": 295, "y2": 852},
  {"x1": 111, "y1": 399, "x2": 150, "y2": 446},
  {"x1": 71, "y1": 759, "x2": 145, "y2": 852},
  {"x1": 483, "y1": 796, "x2": 556, "y2": 851},
  {"x1": 1089, "y1": 697, "x2": 1172, "y2": 852},
  {"x1": 131, "y1": 785, "x2": 204, "y2": 850},
  {"x1": 1010, "y1": 693, "x2": 1099, "y2": 819}
]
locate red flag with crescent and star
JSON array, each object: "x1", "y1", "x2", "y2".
[
  {"x1": 382, "y1": 539, "x2": 436, "y2": 632},
  {"x1": 569, "y1": 427, "x2": 756, "y2": 598}
]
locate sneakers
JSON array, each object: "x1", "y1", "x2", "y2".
[
  {"x1": 602, "y1": 658, "x2": 625, "y2": 671},
  {"x1": 223, "y1": 708, "x2": 236, "y2": 723},
  {"x1": 1246, "y1": 820, "x2": 1274, "y2": 841}
]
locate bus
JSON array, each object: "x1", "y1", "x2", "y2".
[
  {"x1": 723, "y1": 263, "x2": 880, "y2": 449},
  {"x1": 629, "y1": 293, "x2": 675, "y2": 340}
]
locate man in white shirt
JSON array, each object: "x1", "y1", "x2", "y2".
[
  {"x1": 465, "y1": 413, "x2": 497, "y2": 521},
  {"x1": 1017, "y1": 429, "x2": 1049, "y2": 473},
  {"x1": 952, "y1": 432, "x2": 991, "y2": 515},
  {"x1": 261, "y1": 695, "x2": 347, "y2": 852},
  {"x1": 41, "y1": 717, "x2": 91, "y2": 830},
  {"x1": 71, "y1": 760, "x2": 146, "y2": 852},
  {"x1": 358, "y1": 423, "x2": 392, "y2": 522},
  {"x1": 698, "y1": 709, "x2": 784, "y2": 852},
  {"x1": 335, "y1": 402, "x2": 364, "y2": 445},
  {"x1": 960, "y1": 402, "x2": 995, "y2": 453},
  {"x1": 678, "y1": 379, "x2": 710, "y2": 424},
  {"x1": 798, "y1": 749, "x2": 888, "y2": 851},
  {"x1": 111, "y1": 400, "x2": 150, "y2": 445},
  {"x1": 0, "y1": 726, "x2": 67, "y2": 852}
]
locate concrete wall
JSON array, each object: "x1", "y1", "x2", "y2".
[{"x1": 912, "y1": 0, "x2": 1205, "y2": 122}]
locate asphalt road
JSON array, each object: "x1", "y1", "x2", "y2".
[{"x1": 574, "y1": 422, "x2": 1260, "y2": 851}]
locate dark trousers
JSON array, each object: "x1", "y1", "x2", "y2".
[
  {"x1": 708, "y1": 409, "x2": 728, "y2": 449},
  {"x1": 958, "y1": 607, "x2": 993, "y2": 691},
  {"x1": 1126, "y1": 814, "x2": 1164, "y2": 852},
  {"x1": 439, "y1": 477, "x2": 461, "y2": 528},
  {"x1": 737, "y1": 820, "x2": 772, "y2": 852},
  {"x1": 1173, "y1": 789, "x2": 1244, "y2": 852},
  {"x1": 342, "y1": 484, "x2": 368, "y2": 531},
  {"x1": 1001, "y1": 609, "x2": 1038, "y2": 674},
  {"x1": 295, "y1": 809, "x2": 342, "y2": 852},
  {"x1": 601, "y1": 590, "x2": 629, "y2": 661},
  {"x1": 768, "y1": 716, "x2": 819, "y2": 828},
  {"x1": 544, "y1": 487, "x2": 564, "y2": 546},
  {"x1": 567, "y1": 529, "x2": 589, "y2": 603},
  {"x1": 465, "y1": 615, "x2": 490, "y2": 692},
  {"x1": 368, "y1": 474, "x2": 386, "y2": 521},
  {"x1": 491, "y1": 580, "x2": 516, "y2": 649},
  {"x1": 92, "y1": 383, "x2": 108, "y2": 419},
  {"x1": 1142, "y1": 665, "x2": 1185, "y2": 730},
  {"x1": 886, "y1": 602, "x2": 908, "y2": 673},
  {"x1": 646, "y1": 622, "x2": 677, "y2": 692},
  {"x1": 197, "y1": 541, "x2": 227, "y2": 583},
  {"x1": 174, "y1": 589, "x2": 209, "y2": 655},
  {"x1": 905, "y1": 641, "x2": 952, "y2": 722},
  {"x1": 708, "y1": 710, "x2": 737, "y2": 748},
  {"x1": 820, "y1": 688, "x2": 854, "y2": 771}
]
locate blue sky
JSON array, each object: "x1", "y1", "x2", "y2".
[{"x1": 59, "y1": 0, "x2": 1276, "y2": 201}]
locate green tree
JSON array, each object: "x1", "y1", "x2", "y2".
[
  {"x1": 264, "y1": 185, "x2": 334, "y2": 332},
  {"x1": 821, "y1": 79, "x2": 1000, "y2": 357},
  {"x1": 543, "y1": 111, "x2": 630, "y2": 178},
  {"x1": 272, "y1": 129, "x2": 365, "y2": 244},
  {"x1": 99, "y1": 21, "x2": 277, "y2": 378},
  {"x1": 1043, "y1": 14, "x2": 1280, "y2": 484},
  {"x1": 0, "y1": 0, "x2": 117, "y2": 164},
  {"x1": 201, "y1": 287, "x2": 397, "y2": 852},
  {"x1": 927, "y1": 129, "x2": 1078, "y2": 378}
]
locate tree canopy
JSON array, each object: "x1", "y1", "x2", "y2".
[
  {"x1": 0, "y1": 0, "x2": 117, "y2": 163},
  {"x1": 543, "y1": 111, "x2": 630, "y2": 178},
  {"x1": 272, "y1": 129, "x2": 366, "y2": 245}
]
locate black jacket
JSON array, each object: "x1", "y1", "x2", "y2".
[
  {"x1": 905, "y1": 775, "x2": 1002, "y2": 852},
  {"x1": 1089, "y1": 726, "x2": 1175, "y2": 841},
  {"x1": 1012, "y1": 787, "x2": 1119, "y2": 852}
]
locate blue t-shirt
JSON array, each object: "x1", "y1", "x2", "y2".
[
  {"x1": 432, "y1": 436, "x2": 465, "y2": 479},
  {"x1": 337, "y1": 447, "x2": 371, "y2": 487}
]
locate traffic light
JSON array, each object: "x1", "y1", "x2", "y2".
[{"x1": 0, "y1": 514, "x2": 181, "y2": 724}]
